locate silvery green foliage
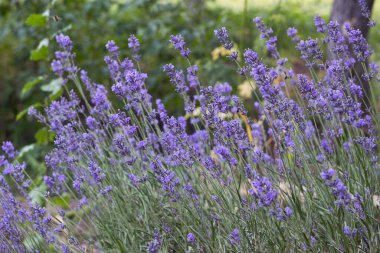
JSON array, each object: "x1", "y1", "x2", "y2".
[{"x1": 2, "y1": 15, "x2": 379, "y2": 252}]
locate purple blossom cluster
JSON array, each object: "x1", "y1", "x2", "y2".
[
  {"x1": 358, "y1": 0, "x2": 377, "y2": 27},
  {"x1": 321, "y1": 168, "x2": 365, "y2": 218},
  {"x1": 3, "y1": 14, "x2": 380, "y2": 252},
  {"x1": 214, "y1": 27, "x2": 238, "y2": 60},
  {"x1": 0, "y1": 142, "x2": 72, "y2": 252},
  {"x1": 169, "y1": 34, "x2": 191, "y2": 58}
]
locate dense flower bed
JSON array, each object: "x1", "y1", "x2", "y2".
[{"x1": 0, "y1": 12, "x2": 379, "y2": 252}]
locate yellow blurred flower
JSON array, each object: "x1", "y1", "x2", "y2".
[
  {"x1": 211, "y1": 44, "x2": 239, "y2": 60},
  {"x1": 184, "y1": 107, "x2": 201, "y2": 119},
  {"x1": 238, "y1": 80, "x2": 256, "y2": 99},
  {"x1": 217, "y1": 112, "x2": 233, "y2": 119}
]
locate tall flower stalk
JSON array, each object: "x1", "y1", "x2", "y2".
[{"x1": 1, "y1": 15, "x2": 379, "y2": 253}]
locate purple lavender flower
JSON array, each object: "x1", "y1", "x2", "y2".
[
  {"x1": 78, "y1": 196, "x2": 88, "y2": 208},
  {"x1": 51, "y1": 60, "x2": 64, "y2": 76},
  {"x1": 287, "y1": 27, "x2": 299, "y2": 43},
  {"x1": 344, "y1": 22, "x2": 372, "y2": 62},
  {"x1": 356, "y1": 136, "x2": 377, "y2": 153},
  {"x1": 214, "y1": 27, "x2": 233, "y2": 50},
  {"x1": 243, "y1": 49, "x2": 258, "y2": 65},
  {"x1": 353, "y1": 194, "x2": 365, "y2": 218},
  {"x1": 326, "y1": 21, "x2": 349, "y2": 56},
  {"x1": 343, "y1": 225, "x2": 357, "y2": 238},
  {"x1": 358, "y1": 0, "x2": 376, "y2": 26},
  {"x1": 253, "y1": 17, "x2": 279, "y2": 58},
  {"x1": 100, "y1": 185, "x2": 113, "y2": 195},
  {"x1": 296, "y1": 74, "x2": 318, "y2": 100},
  {"x1": 266, "y1": 36, "x2": 278, "y2": 56},
  {"x1": 151, "y1": 162, "x2": 181, "y2": 202},
  {"x1": 321, "y1": 168, "x2": 335, "y2": 180},
  {"x1": 105, "y1": 40, "x2": 119, "y2": 56},
  {"x1": 296, "y1": 38, "x2": 323, "y2": 66},
  {"x1": 187, "y1": 233, "x2": 196, "y2": 244},
  {"x1": 18, "y1": 23, "x2": 379, "y2": 252},
  {"x1": 163, "y1": 64, "x2": 189, "y2": 94},
  {"x1": 350, "y1": 82, "x2": 363, "y2": 98},
  {"x1": 87, "y1": 162, "x2": 105, "y2": 183},
  {"x1": 128, "y1": 34, "x2": 141, "y2": 60},
  {"x1": 56, "y1": 33, "x2": 73, "y2": 51},
  {"x1": 183, "y1": 183, "x2": 198, "y2": 201},
  {"x1": 314, "y1": 15, "x2": 326, "y2": 33},
  {"x1": 310, "y1": 236, "x2": 317, "y2": 246},
  {"x1": 253, "y1": 17, "x2": 272, "y2": 38},
  {"x1": 2, "y1": 141, "x2": 15, "y2": 158},
  {"x1": 214, "y1": 145, "x2": 237, "y2": 166},
  {"x1": 363, "y1": 62, "x2": 379, "y2": 81},
  {"x1": 52, "y1": 34, "x2": 78, "y2": 77},
  {"x1": 187, "y1": 65, "x2": 200, "y2": 88},
  {"x1": 249, "y1": 176, "x2": 278, "y2": 207},
  {"x1": 229, "y1": 228, "x2": 240, "y2": 245},
  {"x1": 320, "y1": 138, "x2": 333, "y2": 154},
  {"x1": 147, "y1": 239, "x2": 160, "y2": 253},
  {"x1": 321, "y1": 169, "x2": 353, "y2": 208},
  {"x1": 169, "y1": 34, "x2": 191, "y2": 58},
  {"x1": 86, "y1": 116, "x2": 99, "y2": 130},
  {"x1": 287, "y1": 27, "x2": 298, "y2": 38},
  {"x1": 284, "y1": 206, "x2": 293, "y2": 218},
  {"x1": 128, "y1": 174, "x2": 139, "y2": 187}
]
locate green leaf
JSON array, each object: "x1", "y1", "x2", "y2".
[
  {"x1": 16, "y1": 108, "x2": 29, "y2": 121},
  {"x1": 41, "y1": 78, "x2": 63, "y2": 95},
  {"x1": 30, "y1": 38, "x2": 49, "y2": 61},
  {"x1": 25, "y1": 14, "x2": 47, "y2": 27},
  {"x1": 42, "y1": 9, "x2": 50, "y2": 17},
  {"x1": 29, "y1": 183, "x2": 47, "y2": 206},
  {"x1": 30, "y1": 46, "x2": 49, "y2": 61},
  {"x1": 41, "y1": 78, "x2": 64, "y2": 100},
  {"x1": 35, "y1": 127, "x2": 55, "y2": 144},
  {"x1": 49, "y1": 87, "x2": 63, "y2": 100},
  {"x1": 17, "y1": 144, "x2": 36, "y2": 157},
  {"x1": 16, "y1": 103, "x2": 43, "y2": 121},
  {"x1": 21, "y1": 76, "x2": 44, "y2": 97},
  {"x1": 38, "y1": 38, "x2": 49, "y2": 48}
]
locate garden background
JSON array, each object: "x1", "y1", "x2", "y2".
[
  {"x1": 1, "y1": 0, "x2": 380, "y2": 252},
  {"x1": 3, "y1": 0, "x2": 380, "y2": 148}
]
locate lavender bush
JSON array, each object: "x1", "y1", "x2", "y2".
[{"x1": 1, "y1": 13, "x2": 380, "y2": 252}]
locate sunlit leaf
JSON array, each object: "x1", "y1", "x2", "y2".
[
  {"x1": 21, "y1": 76, "x2": 44, "y2": 97},
  {"x1": 17, "y1": 144, "x2": 36, "y2": 158},
  {"x1": 49, "y1": 87, "x2": 63, "y2": 101},
  {"x1": 25, "y1": 14, "x2": 47, "y2": 27},
  {"x1": 41, "y1": 78, "x2": 63, "y2": 95},
  {"x1": 29, "y1": 183, "x2": 47, "y2": 206},
  {"x1": 35, "y1": 127, "x2": 55, "y2": 144},
  {"x1": 30, "y1": 46, "x2": 49, "y2": 61}
]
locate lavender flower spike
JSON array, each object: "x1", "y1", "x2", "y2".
[
  {"x1": 128, "y1": 34, "x2": 141, "y2": 60},
  {"x1": 314, "y1": 15, "x2": 326, "y2": 33},
  {"x1": 105, "y1": 40, "x2": 119, "y2": 57},
  {"x1": 169, "y1": 34, "x2": 191, "y2": 58},
  {"x1": 229, "y1": 228, "x2": 240, "y2": 245},
  {"x1": 214, "y1": 27, "x2": 233, "y2": 50}
]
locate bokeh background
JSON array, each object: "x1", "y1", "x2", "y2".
[{"x1": 1, "y1": 0, "x2": 380, "y2": 149}]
